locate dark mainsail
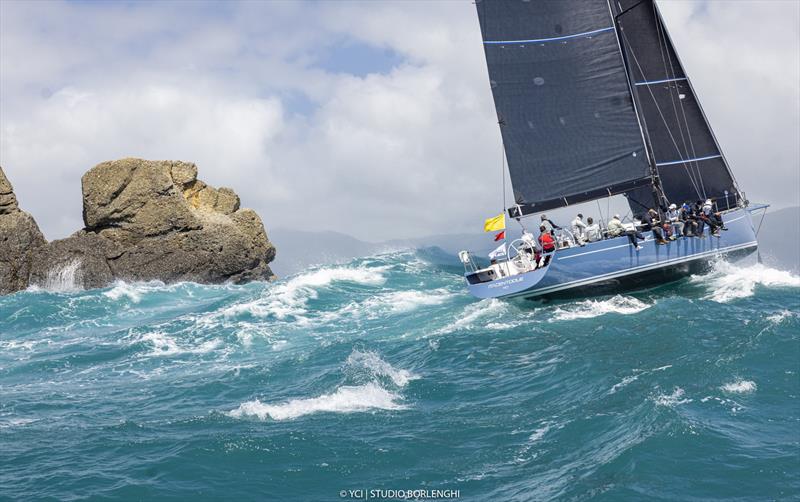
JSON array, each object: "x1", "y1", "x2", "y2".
[
  {"x1": 612, "y1": 0, "x2": 741, "y2": 210},
  {"x1": 476, "y1": 0, "x2": 652, "y2": 216}
]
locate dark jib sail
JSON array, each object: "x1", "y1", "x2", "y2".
[
  {"x1": 613, "y1": 0, "x2": 742, "y2": 211},
  {"x1": 476, "y1": 0, "x2": 652, "y2": 217}
]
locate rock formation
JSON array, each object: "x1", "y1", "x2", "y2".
[
  {"x1": 0, "y1": 167, "x2": 47, "y2": 294},
  {"x1": 0, "y1": 159, "x2": 276, "y2": 294}
]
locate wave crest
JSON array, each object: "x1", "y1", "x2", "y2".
[
  {"x1": 346, "y1": 350, "x2": 419, "y2": 388},
  {"x1": 550, "y1": 295, "x2": 650, "y2": 321},
  {"x1": 721, "y1": 379, "x2": 757, "y2": 394},
  {"x1": 227, "y1": 383, "x2": 405, "y2": 421},
  {"x1": 222, "y1": 266, "x2": 386, "y2": 320}
]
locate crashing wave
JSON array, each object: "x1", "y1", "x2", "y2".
[
  {"x1": 720, "y1": 379, "x2": 757, "y2": 394},
  {"x1": 227, "y1": 382, "x2": 406, "y2": 421},
  {"x1": 692, "y1": 262, "x2": 800, "y2": 303},
  {"x1": 653, "y1": 387, "x2": 692, "y2": 407},
  {"x1": 436, "y1": 298, "x2": 509, "y2": 334},
  {"x1": 345, "y1": 350, "x2": 419, "y2": 388},
  {"x1": 360, "y1": 289, "x2": 454, "y2": 315},
  {"x1": 39, "y1": 259, "x2": 82, "y2": 292},
  {"x1": 134, "y1": 331, "x2": 222, "y2": 357},
  {"x1": 222, "y1": 265, "x2": 386, "y2": 321},
  {"x1": 766, "y1": 310, "x2": 796, "y2": 325},
  {"x1": 103, "y1": 280, "x2": 167, "y2": 303},
  {"x1": 550, "y1": 295, "x2": 650, "y2": 321}
]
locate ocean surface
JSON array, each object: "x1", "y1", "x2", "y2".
[{"x1": 1, "y1": 249, "x2": 799, "y2": 501}]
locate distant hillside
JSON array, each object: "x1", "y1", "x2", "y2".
[
  {"x1": 756, "y1": 206, "x2": 800, "y2": 273},
  {"x1": 269, "y1": 206, "x2": 800, "y2": 277}
]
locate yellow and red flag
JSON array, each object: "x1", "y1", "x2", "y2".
[
  {"x1": 494, "y1": 230, "x2": 505, "y2": 241},
  {"x1": 483, "y1": 213, "x2": 506, "y2": 232}
]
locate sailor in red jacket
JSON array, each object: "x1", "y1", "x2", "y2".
[{"x1": 538, "y1": 225, "x2": 556, "y2": 252}]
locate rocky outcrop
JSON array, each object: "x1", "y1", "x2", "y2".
[
  {"x1": 0, "y1": 158, "x2": 276, "y2": 293},
  {"x1": 0, "y1": 167, "x2": 47, "y2": 294}
]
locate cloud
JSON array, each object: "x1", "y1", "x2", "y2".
[{"x1": 1, "y1": 0, "x2": 797, "y2": 242}]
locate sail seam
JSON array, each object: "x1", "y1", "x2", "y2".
[{"x1": 483, "y1": 26, "x2": 614, "y2": 45}]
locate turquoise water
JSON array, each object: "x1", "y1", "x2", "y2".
[{"x1": 1, "y1": 249, "x2": 799, "y2": 501}]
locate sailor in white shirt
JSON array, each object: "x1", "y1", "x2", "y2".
[
  {"x1": 571, "y1": 213, "x2": 587, "y2": 244},
  {"x1": 584, "y1": 217, "x2": 601, "y2": 242}
]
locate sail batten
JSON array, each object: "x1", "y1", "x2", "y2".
[
  {"x1": 483, "y1": 26, "x2": 615, "y2": 45},
  {"x1": 655, "y1": 154, "x2": 722, "y2": 167},
  {"x1": 476, "y1": 0, "x2": 652, "y2": 214}
]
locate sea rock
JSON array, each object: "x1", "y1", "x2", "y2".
[
  {"x1": 26, "y1": 158, "x2": 276, "y2": 290},
  {"x1": 0, "y1": 167, "x2": 47, "y2": 294},
  {"x1": 0, "y1": 167, "x2": 20, "y2": 214}
]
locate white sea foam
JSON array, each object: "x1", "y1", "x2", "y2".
[
  {"x1": 609, "y1": 375, "x2": 640, "y2": 394},
  {"x1": 485, "y1": 321, "x2": 519, "y2": 330},
  {"x1": 653, "y1": 387, "x2": 692, "y2": 407},
  {"x1": 609, "y1": 365, "x2": 672, "y2": 394},
  {"x1": 528, "y1": 424, "x2": 550, "y2": 442},
  {"x1": 436, "y1": 299, "x2": 507, "y2": 334},
  {"x1": 362, "y1": 289, "x2": 453, "y2": 315},
  {"x1": 721, "y1": 379, "x2": 757, "y2": 394},
  {"x1": 550, "y1": 295, "x2": 650, "y2": 321},
  {"x1": 227, "y1": 383, "x2": 406, "y2": 421},
  {"x1": 692, "y1": 262, "x2": 800, "y2": 303},
  {"x1": 103, "y1": 280, "x2": 170, "y2": 303},
  {"x1": 346, "y1": 350, "x2": 418, "y2": 388},
  {"x1": 0, "y1": 339, "x2": 40, "y2": 351},
  {"x1": 766, "y1": 310, "x2": 796, "y2": 324},
  {"x1": 0, "y1": 417, "x2": 38, "y2": 429},
  {"x1": 137, "y1": 331, "x2": 221, "y2": 357},
  {"x1": 222, "y1": 266, "x2": 386, "y2": 320}
]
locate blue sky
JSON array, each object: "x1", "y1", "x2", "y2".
[{"x1": 1, "y1": 0, "x2": 798, "y2": 241}]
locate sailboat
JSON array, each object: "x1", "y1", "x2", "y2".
[{"x1": 461, "y1": 0, "x2": 767, "y2": 300}]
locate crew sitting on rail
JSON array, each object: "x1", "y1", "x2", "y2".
[
  {"x1": 680, "y1": 202, "x2": 698, "y2": 237},
  {"x1": 693, "y1": 201, "x2": 709, "y2": 237},
  {"x1": 643, "y1": 208, "x2": 669, "y2": 244},
  {"x1": 608, "y1": 214, "x2": 645, "y2": 250},
  {"x1": 666, "y1": 204, "x2": 684, "y2": 237},
  {"x1": 701, "y1": 199, "x2": 728, "y2": 236}
]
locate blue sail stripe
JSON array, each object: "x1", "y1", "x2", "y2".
[
  {"x1": 656, "y1": 154, "x2": 722, "y2": 167},
  {"x1": 635, "y1": 77, "x2": 688, "y2": 86},
  {"x1": 483, "y1": 26, "x2": 615, "y2": 45}
]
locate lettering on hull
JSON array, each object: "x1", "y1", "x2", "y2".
[{"x1": 487, "y1": 276, "x2": 525, "y2": 289}]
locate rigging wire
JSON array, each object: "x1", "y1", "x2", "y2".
[
  {"x1": 620, "y1": 27, "x2": 705, "y2": 201},
  {"x1": 653, "y1": 2, "x2": 707, "y2": 199},
  {"x1": 652, "y1": 1, "x2": 705, "y2": 200}
]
